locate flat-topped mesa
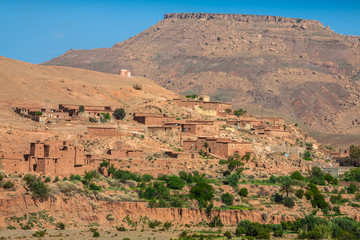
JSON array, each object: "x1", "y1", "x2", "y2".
[{"x1": 164, "y1": 13, "x2": 322, "y2": 25}]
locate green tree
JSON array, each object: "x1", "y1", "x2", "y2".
[
  {"x1": 190, "y1": 182, "x2": 214, "y2": 208},
  {"x1": 234, "y1": 108, "x2": 247, "y2": 117},
  {"x1": 239, "y1": 188, "x2": 249, "y2": 197},
  {"x1": 79, "y1": 105, "x2": 85, "y2": 113},
  {"x1": 221, "y1": 193, "x2": 234, "y2": 206},
  {"x1": 165, "y1": 175, "x2": 185, "y2": 190},
  {"x1": 113, "y1": 108, "x2": 126, "y2": 120},
  {"x1": 350, "y1": 145, "x2": 360, "y2": 160},
  {"x1": 347, "y1": 183, "x2": 358, "y2": 194},
  {"x1": 280, "y1": 177, "x2": 295, "y2": 198}
]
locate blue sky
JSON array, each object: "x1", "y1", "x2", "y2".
[{"x1": 1, "y1": 0, "x2": 359, "y2": 64}]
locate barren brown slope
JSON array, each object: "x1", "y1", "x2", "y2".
[
  {"x1": 0, "y1": 56, "x2": 177, "y2": 110},
  {"x1": 43, "y1": 13, "x2": 360, "y2": 137}
]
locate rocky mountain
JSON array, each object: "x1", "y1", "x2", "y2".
[{"x1": 44, "y1": 13, "x2": 360, "y2": 137}]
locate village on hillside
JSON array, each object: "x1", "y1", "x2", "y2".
[{"x1": 0, "y1": 86, "x2": 360, "y2": 239}]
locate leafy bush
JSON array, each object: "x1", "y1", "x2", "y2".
[
  {"x1": 116, "y1": 225, "x2": 127, "y2": 231},
  {"x1": 225, "y1": 173, "x2": 240, "y2": 187},
  {"x1": 330, "y1": 194, "x2": 346, "y2": 204},
  {"x1": 23, "y1": 174, "x2": 49, "y2": 201},
  {"x1": 113, "y1": 108, "x2": 126, "y2": 120},
  {"x1": 163, "y1": 221, "x2": 172, "y2": 230},
  {"x1": 56, "y1": 222, "x2": 65, "y2": 230},
  {"x1": 296, "y1": 189, "x2": 304, "y2": 199},
  {"x1": 0, "y1": 173, "x2": 4, "y2": 182},
  {"x1": 185, "y1": 94, "x2": 198, "y2": 99},
  {"x1": 70, "y1": 174, "x2": 81, "y2": 181},
  {"x1": 179, "y1": 171, "x2": 206, "y2": 183},
  {"x1": 148, "y1": 220, "x2": 162, "y2": 229},
  {"x1": 347, "y1": 183, "x2": 358, "y2": 194},
  {"x1": 343, "y1": 167, "x2": 360, "y2": 182},
  {"x1": 32, "y1": 230, "x2": 46, "y2": 237},
  {"x1": 89, "y1": 183, "x2": 101, "y2": 191},
  {"x1": 208, "y1": 216, "x2": 223, "y2": 228},
  {"x1": 237, "y1": 220, "x2": 270, "y2": 239},
  {"x1": 234, "y1": 108, "x2": 247, "y2": 117},
  {"x1": 239, "y1": 188, "x2": 248, "y2": 197},
  {"x1": 165, "y1": 175, "x2": 185, "y2": 190},
  {"x1": 283, "y1": 197, "x2": 295, "y2": 208},
  {"x1": 2, "y1": 181, "x2": 14, "y2": 189},
  {"x1": 333, "y1": 206, "x2": 341, "y2": 215},
  {"x1": 269, "y1": 175, "x2": 277, "y2": 184},
  {"x1": 90, "y1": 228, "x2": 100, "y2": 237},
  {"x1": 224, "y1": 230, "x2": 232, "y2": 239},
  {"x1": 291, "y1": 171, "x2": 305, "y2": 181},
  {"x1": 221, "y1": 193, "x2": 234, "y2": 206},
  {"x1": 273, "y1": 192, "x2": 283, "y2": 203}
]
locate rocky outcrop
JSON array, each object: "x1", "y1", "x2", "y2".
[{"x1": 164, "y1": 13, "x2": 321, "y2": 25}]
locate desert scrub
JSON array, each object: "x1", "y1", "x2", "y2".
[{"x1": 49, "y1": 181, "x2": 85, "y2": 197}]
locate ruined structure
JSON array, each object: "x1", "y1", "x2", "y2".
[
  {"x1": 133, "y1": 113, "x2": 174, "y2": 125},
  {"x1": 170, "y1": 97, "x2": 231, "y2": 117},
  {"x1": 183, "y1": 137, "x2": 251, "y2": 158}
]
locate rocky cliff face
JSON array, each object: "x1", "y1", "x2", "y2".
[{"x1": 43, "y1": 13, "x2": 360, "y2": 141}]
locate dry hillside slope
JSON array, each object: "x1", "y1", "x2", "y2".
[
  {"x1": 0, "y1": 56, "x2": 176, "y2": 110},
  {"x1": 44, "y1": 13, "x2": 360, "y2": 137}
]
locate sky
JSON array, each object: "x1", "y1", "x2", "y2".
[{"x1": 1, "y1": 0, "x2": 359, "y2": 64}]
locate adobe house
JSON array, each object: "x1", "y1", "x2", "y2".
[
  {"x1": 27, "y1": 141, "x2": 87, "y2": 176},
  {"x1": 119, "y1": 69, "x2": 132, "y2": 77},
  {"x1": 165, "y1": 151, "x2": 199, "y2": 160},
  {"x1": 107, "y1": 149, "x2": 143, "y2": 158},
  {"x1": 133, "y1": 113, "x2": 174, "y2": 125},
  {"x1": 147, "y1": 126, "x2": 180, "y2": 136},
  {"x1": 263, "y1": 126, "x2": 289, "y2": 137},
  {"x1": 0, "y1": 153, "x2": 29, "y2": 173},
  {"x1": 183, "y1": 137, "x2": 252, "y2": 158},
  {"x1": 161, "y1": 120, "x2": 219, "y2": 136},
  {"x1": 59, "y1": 104, "x2": 113, "y2": 117},
  {"x1": 87, "y1": 125, "x2": 118, "y2": 137}
]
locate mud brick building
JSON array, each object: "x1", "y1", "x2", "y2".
[
  {"x1": 28, "y1": 141, "x2": 87, "y2": 176},
  {"x1": 170, "y1": 97, "x2": 231, "y2": 117},
  {"x1": 163, "y1": 120, "x2": 219, "y2": 136},
  {"x1": 87, "y1": 125, "x2": 118, "y2": 137},
  {"x1": 165, "y1": 151, "x2": 198, "y2": 160},
  {"x1": 107, "y1": 149, "x2": 143, "y2": 159},
  {"x1": 0, "y1": 153, "x2": 29, "y2": 173},
  {"x1": 0, "y1": 141, "x2": 90, "y2": 176},
  {"x1": 133, "y1": 113, "x2": 174, "y2": 125},
  {"x1": 59, "y1": 104, "x2": 113, "y2": 117},
  {"x1": 119, "y1": 69, "x2": 132, "y2": 77},
  {"x1": 183, "y1": 137, "x2": 252, "y2": 158}
]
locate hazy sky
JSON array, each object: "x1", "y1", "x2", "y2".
[{"x1": 1, "y1": 0, "x2": 359, "y2": 64}]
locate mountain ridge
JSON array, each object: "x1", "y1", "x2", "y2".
[{"x1": 43, "y1": 13, "x2": 360, "y2": 141}]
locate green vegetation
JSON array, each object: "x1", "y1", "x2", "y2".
[
  {"x1": 239, "y1": 188, "x2": 248, "y2": 197},
  {"x1": 190, "y1": 182, "x2": 214, "y2": 208},
  {"x1": 185, "y1": 94, "x2": 198, "y2": 99},
  {"x1": 23, "y1": 174, "x2": 49, "y2": 201},
  {"x1": 234, "y1": 108, "x2": 247, "y2": 117},
  {"x1": 79, "y1": 105, "x2": 85, "y2": 113},
  {"x1": 113, "y1": 108, "x2": 126, "y2": 120},
  {"x1": 221, "y1": 193, "x2": 234, "y2": 206}
]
